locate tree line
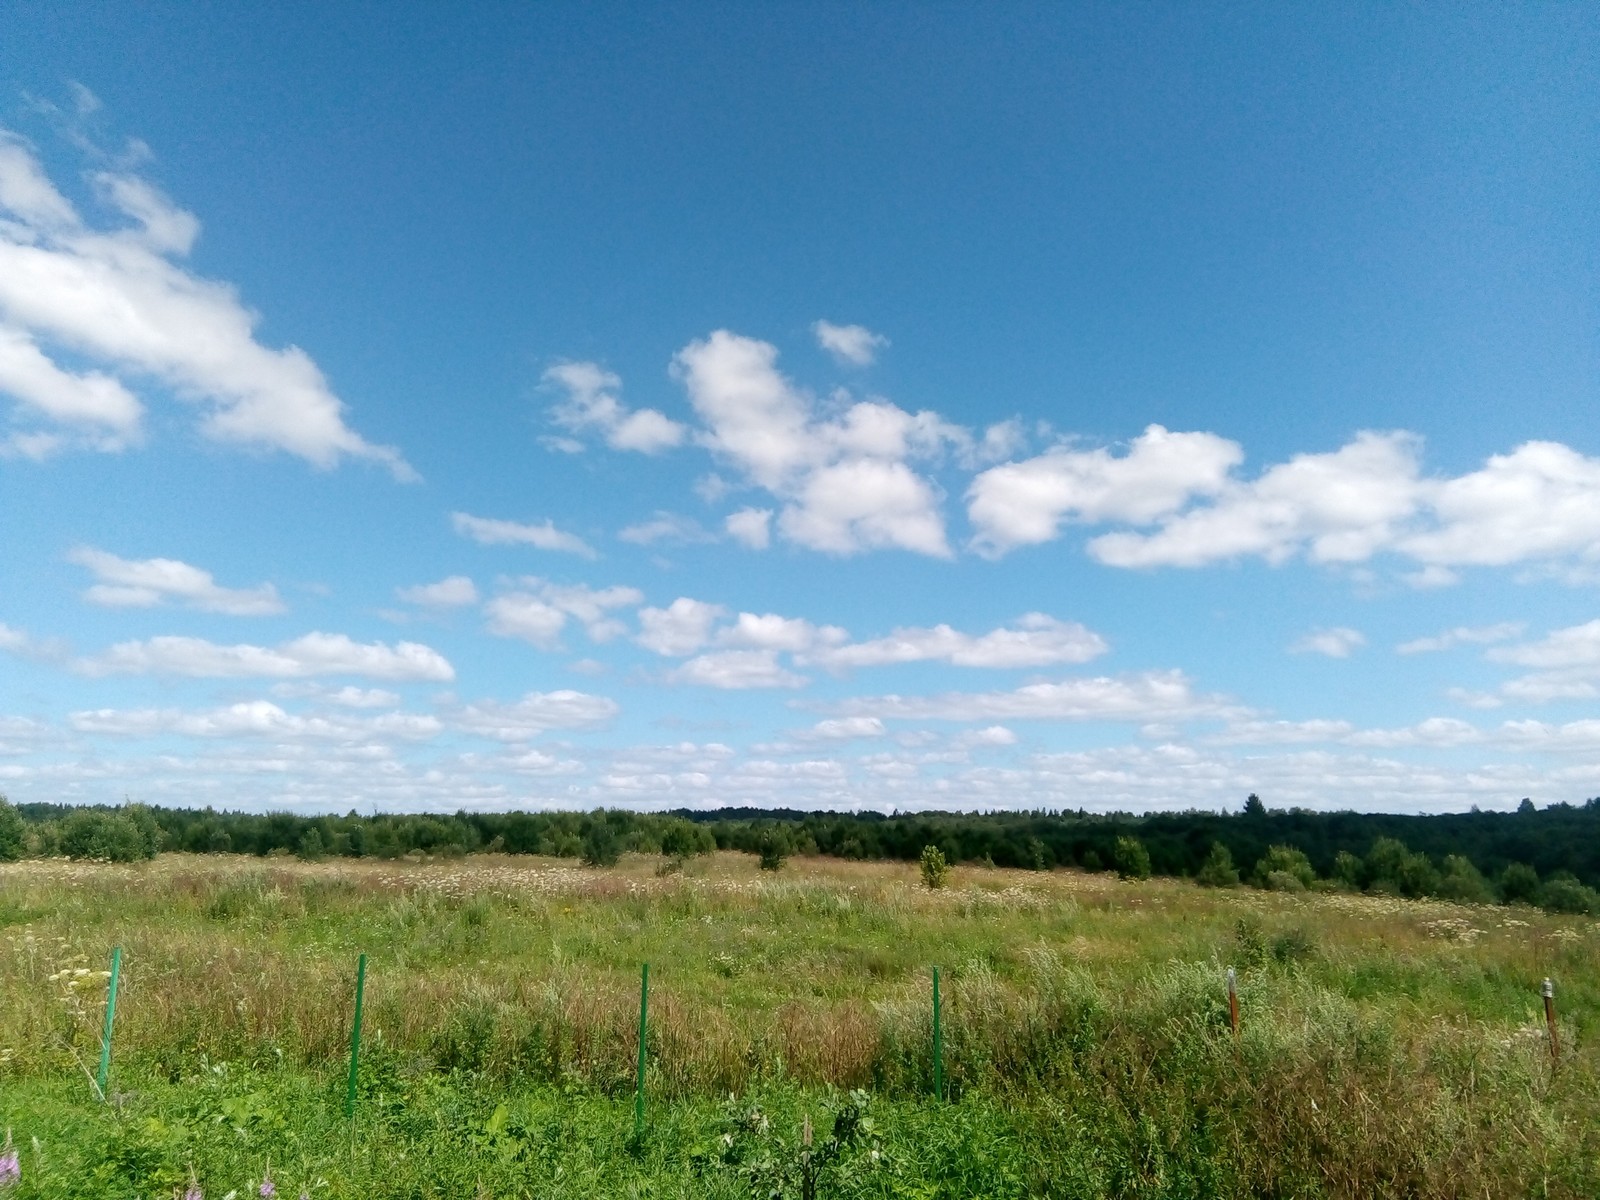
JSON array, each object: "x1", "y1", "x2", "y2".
[{"x1": 2, "y1": 791, "x2": 1597, "y2": 915}]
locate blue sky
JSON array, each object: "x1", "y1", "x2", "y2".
[{"x1": 0, "y1": 4, "x2": 1596, "y2": 814}]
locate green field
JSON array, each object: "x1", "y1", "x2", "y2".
[{"x1": 2, "y1": 852, "x2": 1597, "y2": 1197}]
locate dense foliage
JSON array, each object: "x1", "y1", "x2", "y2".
[{"x1": 4, "y1": 791, "x2": 1600, "y2": 913}]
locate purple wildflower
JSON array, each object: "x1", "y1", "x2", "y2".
[
  {"x1": 259, "y1": 1175, "x2": 276, "y2": 1198},
  {"x1": 0, "y1": 1148, "x2": 18, "y2": 1188},
  {"x1": 183, "y1": 1185, "x2": 203, "y2": 1200}
]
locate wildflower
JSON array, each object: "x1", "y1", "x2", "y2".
[
  {"x1": 0, "y1": 1130, "x2": 19, "y2": 1188},
  {"x1": 259, "y1": 1174, "x2": 275, "y2": 1197}
]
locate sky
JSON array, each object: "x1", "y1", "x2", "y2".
[{"x1": 0, "y1": 3, "x2": 1597, "y2": 815}]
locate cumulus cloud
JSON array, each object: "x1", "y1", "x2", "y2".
[
  {"x1": 451, "y1": 690, "x2": 619, "y2": 740},
  {"x1": 1396, "y1": 622, "x2": 1524, "y2": 655},
  {"x1": 271, "y1": 683, "x2": 402, "y2": 709},
  {"x1": 543, "y1": 361, "x2": 685, "y2": 454},
  {"x1": 0, "y1": 130, "x2": 411, "y2": 476},
  {"x1": 451, "y1": 512, "x2": 595, "y2": 558},
  {"x1": 69, "y1": 700, "x2": 441, "y2": 741},
  {"x1": 77, "y1": 632, "x2": 455, "y2": 681},
  {"x1": 485, "y1": 578, "x2": 643, "y2": 649},
  {"x1": 805, "y1": 716, "x2": 887, "y2": 740},
  {"x1": 967, "y1": 425, "x2": 1244, "y2": 557},
  {"x1": 724, "y1": 507, "x2": 773, "y2": 549},
  {"x1": 396, "y1": 576, "x2": 478, "y2": 608},
  {"x1": 813, "y1": 320, "x2": 888, "y2": 367},
  {"x1": 717, "y1": 612, "x2": 846, "y2": 653},
  {"x1": 1486, "y1": 620, "x2": 1600, "y2": 703},
  {"x1": 637, "y1": 597, "x2": 726, "y2": 656},
  {"x1": 68, "y1": 546, "x2": 284, "y2": 615},
  {"x1": 971, "y1": 426, "x2": 1600, "y2": 579},
  {"x1": 1289, "y1": 627, "x2": 1366, "y2": 659},
  {"x1": 807, "y1": 613, "x2": 1107, "y2": 671},
  {"x1": 667, "y1": 649, "x2": 808, "y2": 689},
  {"x1": 672, "y1": 330, "x2": 961, "y2": 557},
  {"x1": 829, "y1": 669, "x2": 1233, "y2": 723}
]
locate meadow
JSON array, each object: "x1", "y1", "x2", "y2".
[{"x1": 1, "y1": 851, "x2": 1597, "y2": 1198}]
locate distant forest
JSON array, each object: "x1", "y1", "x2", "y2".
[{"x1": 3, "y1": 792, "x2": 1599, "y2": 915}]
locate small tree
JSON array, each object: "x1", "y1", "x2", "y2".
[
  {"x1": 0, "y1": 795, "x2": 23, "y2": 862},
  {"x1": 920, "y1": 845, "x2": 949, "y2": 889},
  {"x1": 1195, "y1": 841, "x2": 1240, "y2": 887},
  {"x1": 756, "y1": 828, "x2": 786, "y2": 872},
  {"x1": 1112, "y1": 835, "x2": 1151, "y2": 881},
  {"x1": 580, "y1": 819, "x2": 620, "y2": 868},
  {"x1": 1437, "y1": 854, "x2": 1493, "y2": 904},
  {"x1": 1252, "y1": 845, "x2": 1315, "y2": 891},
  {"x1": 1499, "y1": 862, "x2": 1540, "y2": 905}
]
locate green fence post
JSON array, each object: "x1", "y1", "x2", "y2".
[
  {"x1": 932, "y1": 965, "x2": 943, "y2": 1101},
  {"x1": 95, "y1": 945, "x2": 122, "y2": 1101},
  {"x1": 634, "y1": 962, "x2": 650, "y2": 1138},
  {"x1": 345, "y1": 953, "x2": 367, "y2": 1118}
]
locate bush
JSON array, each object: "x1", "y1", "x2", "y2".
[
  {"x1": 1111, "y1": 836, "x2": 1150, "y2": 881},
  {"x1": 0, "y1": 795, "x2": 23, "y2": 862},
  {"x1": 1437, "y1": 854, "x2": 1494, "y2": 904},
  {"x1": 756, "y1": 829, "x2": 786, "y2": 872},
  {"x1": 1195, "y1": 842, "x2": 1239, "y2": 887},
  {"x1": 919, "y1": 845, "x2": 949, "y2": 889},
  {"x1": 1331, "y1": 850, "x2": 1363, "y2": 889},
  {"x1": 1500, "y1": 862, "x2": 1540, "y2": 905},
  {"x1": 1252, "y1": 845, "x2": 1315, "y2": 890},
  {"x1": 58, "y1": 805, "x2": 161, "y2": 862},
  {"x1": 660, "y1": 819, "x2": 714, "y2": 859},
  {"x1": 1364, "y1": 836, "x2": 1438, "y2": 898},
  {"x1": 579, "y1": 820, "x2": 620, "y2": 868},
  {"x1": 1538, "y1": 874, "x2": 1600, "y2": 915}
]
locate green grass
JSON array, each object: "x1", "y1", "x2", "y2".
[{"x1": 2, "y1": 852, "x2": 1597, "y2": 1197}]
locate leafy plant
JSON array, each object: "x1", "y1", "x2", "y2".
[{"x1": 919, "y1": 845, "x2": 949, "y2": 890}]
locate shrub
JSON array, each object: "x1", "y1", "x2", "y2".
[
  {"x1": 1026, "y1": 837, "x2": 1050, "y2": 872},
  {"x1": 1252, "y1": 845, "x2": 1315, "y2": 890},
  {"x1": 1364, "y1": 836, "x2": 1438, "y2": 898},
  {"x1": 920, "y1": 845, "x2": 949, "y2": 889},
  {"x1": 756, "y1": 829, "x2": 786, "y2": 872},
  {"x1": 0, "y1": 795, "x2": 23, "y2": 862},
  {"x1": 1195, "y1": 842, "x2": 1240, "y2": 887},
  {"x1": 1538, "y1": 873, "x2": 1600, "y2": 915},
  {"x1": 58, "y1": 805, "x2": 161, "y2": 862},
  {"x1": 1111, "y1": 836, "x2": 1150, "y2": 881},
  {"x1": 579, "y1": 820, "x2": 620, "y2": 867},
  {"x1": 1437, "y1": 854, "x2": 1494, "y2": 904},
  {"x1": 661, "y1": 819, "x2": 714, "y2": 859},
  {"x1": 1499, "y1": 862, "x2": 1540, "y2": 905}
]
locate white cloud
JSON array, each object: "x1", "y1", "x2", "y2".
[
  {"x1": 618, "y1": 511, "x2": 716, "y2": 546},
  {"x1": 396, "y1": 576, "x2": 478, "y2": 608},
  {"x1": 1486, "y1": 620, "x2": 1600, "y2": 703},
  {"x1": 69, "y1": 700, "x2": 441, "y2": 741},
  {"x1": 0, "y1": 324, "x2": 143, "y2": 450},
  {"x1": 806, "y1": 717, "x2": 888, "y2": 740},
  {"x1": 484, "y1": 594, "x2": 567, "y2": 649},
  {"x1": 967, "y1": 425, "x2": 1244, "y2": 557},
  {"x1": 830, "y1": 669, "x2": 1233, "y2": 723},
  {"x1": 958, "y1": 725, "x2": 1019, "y2": 747},
  {"x1": 812, "y1": 320, "x2": 888, "y2": 367},
  {"x1": 1396, "y1": 622, "x2": 1524, "y2": 655},
  {"x1": 1289, "y1": 627, "x2": 1366, "y2": 659},
  {"x1": 672, "y1": 330, "x2": 957, "y2": 557},
  {"x1": 271, "y1": 683, "x2": 402, "y2": 709},
  {"x1": 484, "y1": 578, "x2": 644, "y2": 649},
  {"x1": 0, "y1": 130, "x2": 411, "y2": 476},
  {"x1": 637, "y1": 597, "x2": 726, "y2": 656},
  {"x1": 972, "y1": 427, "x2": 1600, "y2": 579},
  {"x1": 717, "y1": 612, "x2": 845, "y2": 653},
  {"x1": 543, "y1": 360, "x2": 686, "y2": 454},
  {"x1": 77, "y1": 632, "x2": 455, "y2": 681},
  {"x1": 451, "y1": 512, "x2": 595, "y2": 558},
  {"x1": 667, "y1": 649, "x2": 808, "y2": 689},
  {"x1": 1206, "y1": 719, "x2": 1358, "y2": 745},
  {"x1": 68, "y1": 546, "x2": 284, "y2": 615},
  {"x1": 1088, "y1": 432, "x2": 1418, "y2": 569},
  {"x1": 452, "y1": 690, "x2": 619, "y2": 740},
  {"x1": 808, "y1": 613, "x2": 1107, "y2": 671},
  {"x1": 724, "y1": 507, "x2": 773, "y2": 549}
]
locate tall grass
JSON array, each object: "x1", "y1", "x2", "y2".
[{"x1": 1, "y1": 852, "x2": 1597, "y2": 1195}]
